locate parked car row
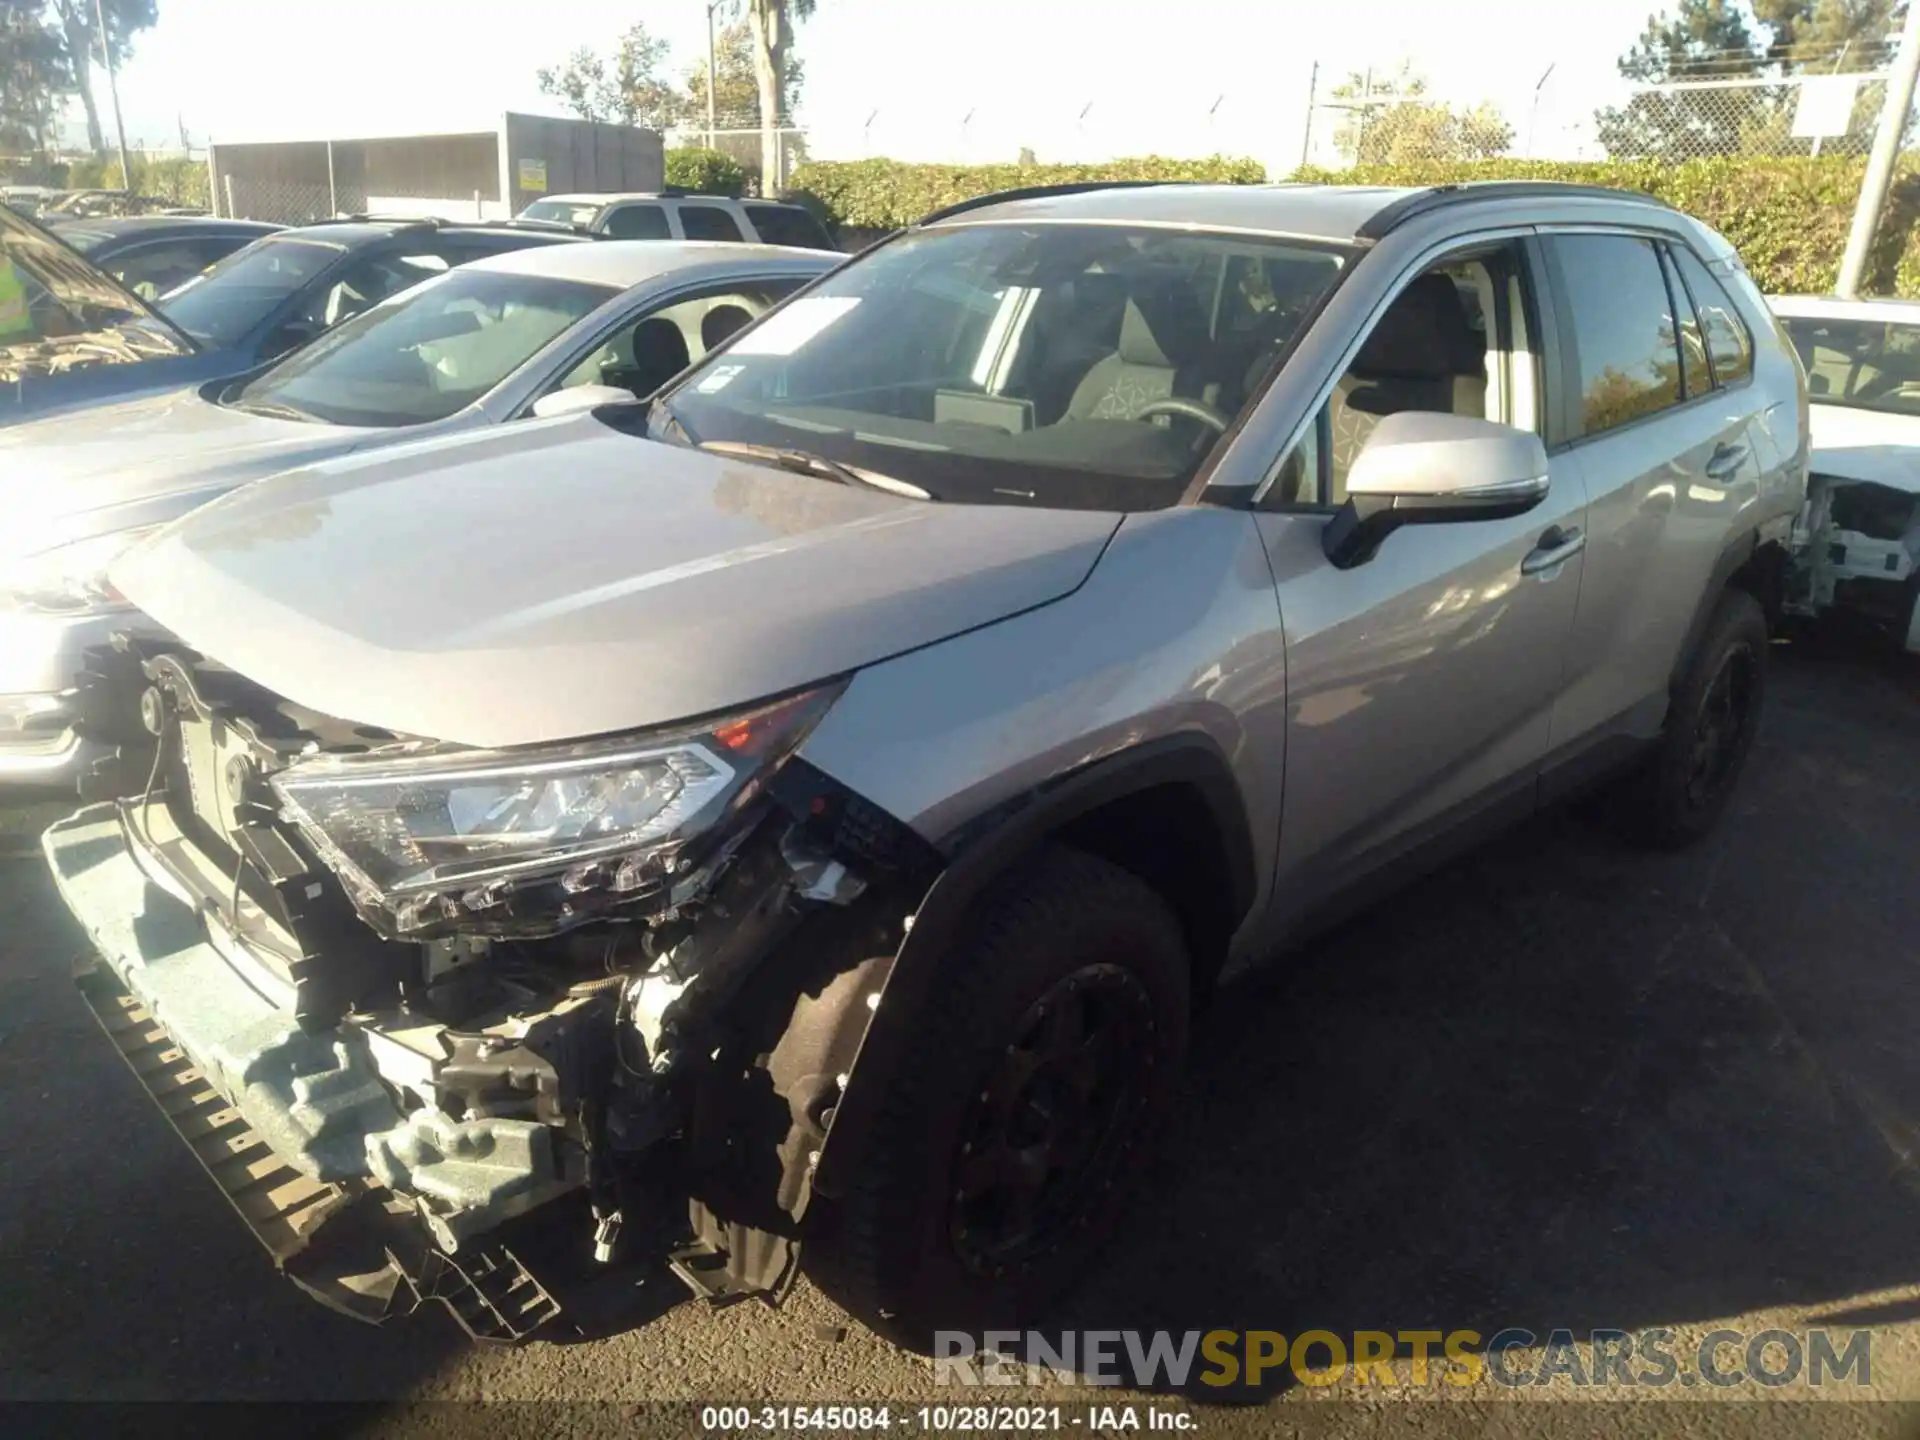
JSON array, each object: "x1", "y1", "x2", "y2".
[{"x1": 3, "y1": 179, "x2": 1824, "y2": 1350}]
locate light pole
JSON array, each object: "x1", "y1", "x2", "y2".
[
  {"x1": 1527, "y1": 63, "x2": 1555, "y2": 159},
  {"x1": 706, "y1": 0, "x2": 722, "y2": 149},
  {"x1": 1838, "y1": 3, "x2": 1920, "y2": 297},
  {"x1": 94, "y1": 0, "x2": 132, "y2": 190}
]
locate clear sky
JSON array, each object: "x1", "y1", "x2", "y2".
[{"x1": 92, "y1": 0, "x2": 1661, "y2": 173}]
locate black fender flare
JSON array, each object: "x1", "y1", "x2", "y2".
[
  {"x1": 808, "y1": 733, "x2": 1257, "y2": 1201},
  {"x1": 1668, "y1": 521, "x2": 1784, "y2": 699}
]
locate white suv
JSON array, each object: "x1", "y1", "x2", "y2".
[{"x1": 518, "y1": 192, "x2": 837, "y2": 249}]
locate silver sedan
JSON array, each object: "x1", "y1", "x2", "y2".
[{"x1": 0, "y1": 239, "x2": 839, "y2": 787}]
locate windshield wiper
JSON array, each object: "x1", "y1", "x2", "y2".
[
  {"x1": 696, "y1": 441, "x2": 933, "y2": 500},
  {"x1": 228, "y1": 398, "x2": 314, "y2": 423}
]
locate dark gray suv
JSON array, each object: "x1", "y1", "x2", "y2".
[{"x1": 45, "y1": 180, "x2": 1805, "y2": 1346}]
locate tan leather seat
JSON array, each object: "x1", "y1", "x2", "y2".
[
  {"x1": 1327, "y1": 274, "x2": 1488, "y2": 498},
  {"x1": 1065, "y1": 281, "x2": 1213, "y2": 421}
]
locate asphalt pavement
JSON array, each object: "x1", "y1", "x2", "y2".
[{"x1": 2, "y1": 630, "x2": 1920, "y2": 1438}]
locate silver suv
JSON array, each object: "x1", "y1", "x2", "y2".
[{"x1": 45, "y1": 181, "x2": 1805, "y2": 1346}]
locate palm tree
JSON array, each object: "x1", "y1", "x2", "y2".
[{"x1": 741, "y1": 0, "x2": 814, "y2": 193}]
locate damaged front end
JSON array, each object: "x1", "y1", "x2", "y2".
[
  {"x1": 1786, "y1": 473, "x2": 1920, "y2": 650},
  {"x1": 48, "y1": 638, "x2": 935, "y2": 1340}
]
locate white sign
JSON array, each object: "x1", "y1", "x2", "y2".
[
  {"x1": 1792, "y1": 76, "x2": 1861, "y2": 140},
  {"x1": 518, "y1": 158, "x2": 548, "y2": 193}
]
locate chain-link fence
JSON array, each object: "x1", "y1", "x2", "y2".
[
  {"x1": 1303, "y1": 69, "x2": 1896, "y2": 170},
  {"x1": 663, "y1": 117, "x2": 807, "y2": 194}
]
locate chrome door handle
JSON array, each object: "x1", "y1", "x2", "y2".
[
  {"x1": 1705, "y1": 442, "x2": 1748, "y2": 480},
  {"x1": 1521, "y1": 524, "x2": 1586, "y2": 576}
]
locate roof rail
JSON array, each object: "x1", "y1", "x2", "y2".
[
  {"x1": 1356, "y1": 181, "x2": 1672, "y2": 240},
  {"x1": 915, "y1": 180, "x2": 1192, "y2": 227}
]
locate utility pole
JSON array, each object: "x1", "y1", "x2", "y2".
[
  {"x1": 706, "y1": 0, "x2": 721, "y2": 149},
  {"x1": 95, "y1": 0, "x2": 132, "y2": 191},
  {"x1": 1838, "y1": 3, "x2": 1920, "y2": 297},
  {"x1": 1299, "y1": 61, "x2": 1319, "y2": 168}
]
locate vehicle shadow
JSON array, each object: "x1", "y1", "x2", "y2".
[{"x1": 1036, "y1": 633, "x2": 1920, "y2": 1400}]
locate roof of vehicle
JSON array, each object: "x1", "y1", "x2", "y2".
[
  {"x1": 45, "y1": 215, "x2": 280, "y2": 247},
  {"x1": 534, "y1": 192, "x2": 809, "y2": 208},
  {"x1": 267, "y1": 218, "x2": 594, "y2": 249},
  {"x1": 927, "y1": 180, "x2": 1675, "y2": 243},
  {"x1": 1768, "y1": 293, "x2": 1920, "y2": 322},
  {"x1": 464, "y1": 239, "x2": 836, "y2": 286}
]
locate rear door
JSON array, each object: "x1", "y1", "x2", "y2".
[
  {"x1": 1534, "y1": 231, "x2": 1766, "y2": 764},
  {"x1": 1256, "y1": 235, "x2": 1591, "y2": 915}
]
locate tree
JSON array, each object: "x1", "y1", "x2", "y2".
[
  {"x1": 0, "y1": 1, "x2": 69, "y2": 157},
  {"x1": 537, "y1": 22, "x2": 681, "y2": 131},
  {"x1": 1596, "y1": 0, "x2": 1901, "y2": 159},
  {"x1": 738, "y1": 0, "x2": 813, "y2": 193},
  {"x1": 680, "y1": 22, "x2": 803, "y2": 130},
  {"x1": 1330, "y1": 65, "x2": 1514, "y2": 164},
  {"x1": 46, "y1": 0, "x2": 156, "y2": 157}
]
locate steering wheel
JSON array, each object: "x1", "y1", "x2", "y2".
[{"x1": 1133, "y1": 396, "x2": 1232, "y2": 434}]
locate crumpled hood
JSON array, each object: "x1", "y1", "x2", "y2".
[
  {"x1": 114, "y1": 412, "x2": 1122, "y2": 748},
  {"x1": 0, "y1": 386, "x2": 361, "y2": 557},
  {"x1": 1808, "y1": 403, "x2": 1920, "y2": 495}
]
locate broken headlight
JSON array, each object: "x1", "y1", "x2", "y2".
[
  {"x1": 271, "y1": 684, "x2": 841, "y2": 933},
  {"x1": 1, "y1": 527, "x2": 160, "y2": 615}
]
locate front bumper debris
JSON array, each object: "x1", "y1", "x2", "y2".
[{"x1": 45, "y1": 803, "x2": 576, "y2": 1336}]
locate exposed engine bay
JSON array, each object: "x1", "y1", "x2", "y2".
[
  {"x1": 1786, "y1": 473, "x2": 1920, "y2": 651},
  {"x1": 0, "y1": 320, "x2": 185, "y2": 384},
  {"x1": 52, "y1": 636, "x2": 937, "y2": 1340}
]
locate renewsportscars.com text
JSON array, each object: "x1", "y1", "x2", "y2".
[{"x1": 934, "y1": 1327, "x2": 1873, "y2": 1389}]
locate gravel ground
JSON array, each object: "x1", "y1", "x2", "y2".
[{"x1": 2, "y1": 631, "x2": 1919, "y2": 1438}]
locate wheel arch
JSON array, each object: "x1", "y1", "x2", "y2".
[
  {"x1": 808, "y1": 733, "x2": 1257, "y2": 1202},
  {"x1": 1669, "y1": 522, "x2": 1788, "y2": 697}
]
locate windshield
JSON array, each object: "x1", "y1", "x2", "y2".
[
  {"x1": 658, "y1": 222, "x2": 1348, "y2": 509},
  {"x1": 158, "y1": 236, "x2": 341, "y2": 345},
  {"x1": 1782, "y1": 314, "x2": 1920, "y2": 418},
  {"x1": 231, "y1": 269, "x2": 618, "y2": 427},
  {"x1": 520, "y1": 200, "x2": 603, "y2": 229}
]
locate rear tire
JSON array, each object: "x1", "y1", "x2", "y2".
[
  {"x1": 807, "y1": 845, "x2": 1190, "y2": 1349},
  {"x1": 1615, "y1": 588, "x2": 1769, "y2": 848}
]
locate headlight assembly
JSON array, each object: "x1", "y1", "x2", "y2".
[
  {"x1": 271, "y1": 683, "x2": 841, "y2": 935},
  {"x1": 0, "y1": 528, "x2": 160, "y2": 615}
]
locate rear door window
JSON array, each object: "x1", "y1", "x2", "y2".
[
  {"x1": 1545, "y1": 234, "x2": 1683, "y2": 441},
  {"x1": 744, "y1": 203, "x2": 833, "y2": 250},
  {"x1": 678, "y1": 205, "x2": 744, "y2": 243},
  {"x1": 604, "y1": 204, "x2": 671, "y2": 240}
]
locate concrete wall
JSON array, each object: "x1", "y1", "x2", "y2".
[{"x1": 499, "y1": 113, "x2": 664, "y2": 216}]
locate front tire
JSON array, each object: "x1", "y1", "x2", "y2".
[
  {"x1": 807, "y1": 845, "x2": 1190, "y2": 1348},
  {"x1": 1619, "y1": 588, "x2": 1769, "y2": 848}
]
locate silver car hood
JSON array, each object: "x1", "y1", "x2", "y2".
[
  {"x1": 114, "y1": 412, "x2": 1122, "y2": 748},
  {"x1": 0, "y1": 386, "x2": 362, "y2": 555}
]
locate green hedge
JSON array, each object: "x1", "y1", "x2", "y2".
[
  {"x1": 665, "y1": 147, "x2": 748, "y2": 198},
  {"x1": 1289, "y1": 157, "x2": 1920, "y2": 298},
  {"x1": 65, "y1": 155, "x2": 210, "y2": 208},
  {"x1": 787, "y1": 152, "x2": 1920, "y2": 296},
  {"x1": 786, "y1": 155, "x2": 1266, "y2": 231}
]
